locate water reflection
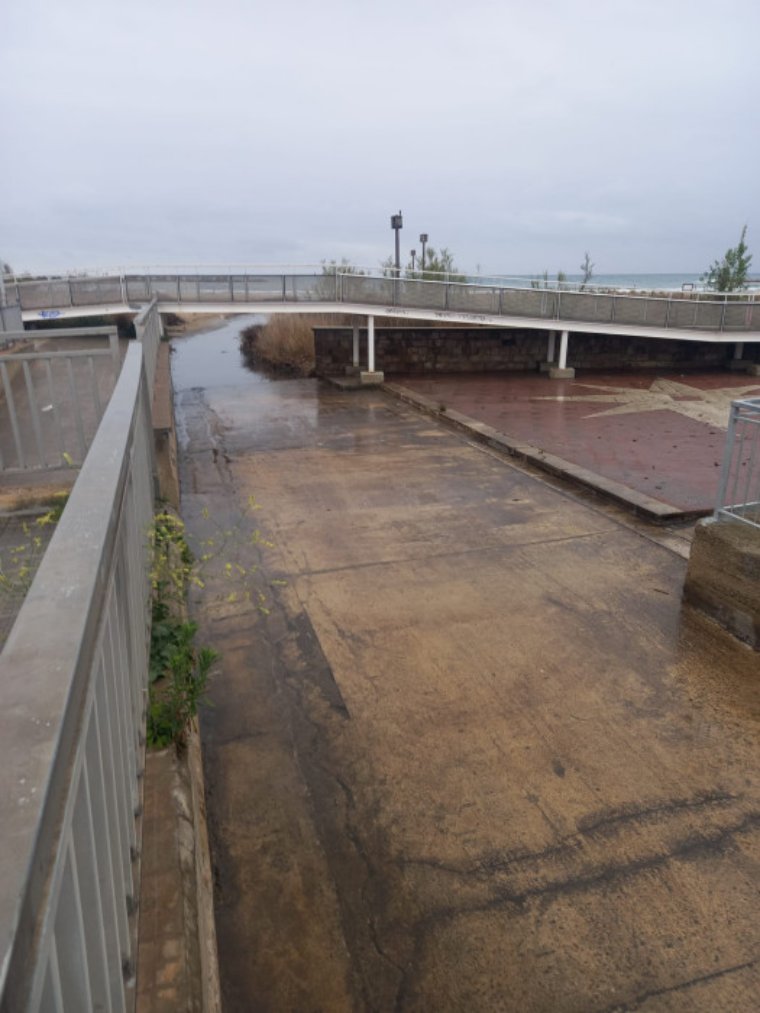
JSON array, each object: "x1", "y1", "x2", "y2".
[{"x1": 170, "y1": 314, "x2": 268, "y2": 391}]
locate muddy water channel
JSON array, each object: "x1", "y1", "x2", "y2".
[
  {"x1": 171, "y1": 318, "x2": 760, "y2": 1013},
  {"x1": 170, "y1": 315, "x2": 268, "y2": 394}
]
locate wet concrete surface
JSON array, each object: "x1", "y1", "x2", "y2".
[
  {"x1": 394, "y1": 371, "x2": 760, "y2": 513},
  {"x1": 173, "y1": 331, "x2": 760, "y2": 1012}
]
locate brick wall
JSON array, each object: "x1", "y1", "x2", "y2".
[{"x1": 314, "y1": 326, "x2": 752, "y2": 376}]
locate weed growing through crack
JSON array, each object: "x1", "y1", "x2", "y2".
[{"x1": 147, "y1": 510, "x2": 219, "y2": 750}]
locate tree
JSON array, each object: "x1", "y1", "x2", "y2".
[
  {"x1": 320, "y1": 258, "x2": 365, "y2": 276},
  {"x1": 530, "y1": 269, "x2": 568, "y2": 290},
  {"x1": 579, "y1": 251, "x2": 594, "y2": 290},
  {"x1": 703, "y1": 226, "x2": 752, "y2": 292},
  {"x1": 400, "y1": 246, "x2": 465, "y2": 282}
]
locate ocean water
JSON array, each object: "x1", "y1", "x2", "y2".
[{"x1": 477, "y1": 272, "x2": 760, "y2": 292}]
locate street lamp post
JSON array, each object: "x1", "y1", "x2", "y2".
[
  {"x1": 390, "y1": 211, "x2": 403, "y2": 275},
  {"x1": 419, "y1": 233, "x2": 428, "y2": 273}
]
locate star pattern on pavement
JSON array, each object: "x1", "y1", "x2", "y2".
[{"x1": 536, "y1": 378, "x2": 760, "y2": 429}]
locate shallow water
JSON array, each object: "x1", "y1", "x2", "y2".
[{"x1": 170, "y1": 314, "x2": 269, "y2": 392}]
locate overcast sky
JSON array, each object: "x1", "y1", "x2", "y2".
[{"x1": 2, "y1": 0, "x2": 758, "y2": 276}]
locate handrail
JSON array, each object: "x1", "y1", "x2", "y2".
[
  {"x1": 7, "y1": 271, "x2": 760, "y2": 334},
  {"x1": 0, "y1": 342, "x2": 154, "y2": 1010}
]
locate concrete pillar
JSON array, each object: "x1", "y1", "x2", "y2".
[
  {"x1": 558, "y1": 329, "x2": 568, "y2": 369},
  {"x1": 347, "y1": 322, "x2": 361, "y2": 375},
  {"x1": 539, "y1": 330, "x2": 557, "y2": 372},
  {"x1": 728, "y1": 341, "x2": 747, "y2": 371},
  {"x1": 360, "y1": 314, "x2": 384, "y2": 385},
  {"x1": 549, "y1": 329, "x2": 575, "y2": 379}
]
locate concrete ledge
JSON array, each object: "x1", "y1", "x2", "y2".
[
  {"x1": 683, "y1": 516, "x2": 760, "y2": 648},
  {"x1": 383, "y1": 382, "x2": 705, "y2": 524},
  {"x1": 747, "y1": 363, "x2": 760, "y2": 376},
  {"x1": 360, "y1": 370, "x2": 385, "y2": 385},
  {"x1": 727, "y1": 359, "x2": 749, "y2": 372},
  {"x1": 548, "y1": 366, "x2": 576, "y2": 379}
]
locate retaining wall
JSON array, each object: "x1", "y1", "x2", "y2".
[{"x1": 314, "y1": 327, "x2": 757, "y2": 376}]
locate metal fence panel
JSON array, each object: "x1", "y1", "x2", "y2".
[
  {"x1": 0, "y1": 343, "x2": 154, "y2": 1011},
  {"x1": 70, "y1": 278, "x2": 123, "y2": 306},
  {"x1": 715, "y1": 397, "x2": 760, "y2": 527},
  {"x1": 446, "y1": 284, "x2": 500, "y2": 314},
  {"x1": 342, "y1": 275, "x2": 394, "y2": 306},
  {"x1": 0, "y1": 341, "x2": 121, "y2": 472}
]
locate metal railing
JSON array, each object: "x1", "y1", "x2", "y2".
[
  {"x1": 0, "y1": 340, "x2": 155, "y2": 1011},
  {"x1": 7, "y1": 270, "x2": 760, "y2": 334},
  {"x1": 0, "y1": 329, "x2": 121, "y2": 472},
  {"x1": 715, "y1": 397, "x2": 760, "y2": 527},
  {"x1": 133, "y1": 299, "x2": 161, "y2": 394},
  {"x1": 0, "y1": 303, "x2": 22, "y2": 333}
]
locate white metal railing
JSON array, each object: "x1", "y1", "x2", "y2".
[
  {"x1": 133, "y1": 299, "x2": 161, "y2": 395},
  {"x1": 0, "y1": 328, "x2": 121, "y2": 472},
  {"x1": 0, "y1": 303, "x2": 22, "y2": 333},
  {"x1": 7, "y1": 270, "x2": 760, "y2": 334},
  {"x1": 715, "y1": 397, "x2": 760, "y2": 527},
  {"x1": 0, "y1": 314, "x2": 160, "y2": 1010}
]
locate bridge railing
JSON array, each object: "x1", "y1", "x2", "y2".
[
  {"x1": 715, "y1": 397, "x2": 760, "y2": 528},
  {"x1": 0, "y1": 337, "x2": 154, "y2": 1011},
  {"x1": 0, "y1": 328, "x2": 121, "y2": 473},
  {"x1": 8, "y1": 271, "x2": 760, "y2": 333}
]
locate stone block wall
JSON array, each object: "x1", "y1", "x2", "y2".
[
  {"x1": 683, "y1": 517, "x2": 760, "y2": 648},
  {"x1": 314, "y1": 326, "x2": 752, "y2": 376}
]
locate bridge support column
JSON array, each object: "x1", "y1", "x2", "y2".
[
  {"x1": 549, "y1": 329, "x2": 575, "y2": 379},
  {"x1": 728, "y1": 341, "x2": 747, "y2": 371},
  {"x1": 539, "y1": 330, "x2": 557, "y2": 372},
  {"x1": 346, "y1": 322, "x2": 361, "y2": 375},
  {"x1": 360, "y1": 314, "x2": 384, "y2": 385}
]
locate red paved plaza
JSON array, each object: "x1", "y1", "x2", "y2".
[{"x1": 394, "y1": 371, "x2": 760, "y2": 513}]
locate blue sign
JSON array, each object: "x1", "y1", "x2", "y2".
[{"x1": 39, "y1": 310, "x2": 61, "y2": 319}]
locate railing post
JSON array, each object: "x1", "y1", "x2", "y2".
[
  {"x1": 715, "y1": 402, "x2": 739, "y2": 517},
  {"x1": 282, "y1": 275, "x2": 287, "y2": 302},
  {"x1": 664, "y1": 297, "x2": 672, "y2": 329},
  {"x1": 611, "y1": 295, "x2": 616, "y2": 322},
  {"x1": 720, "y1": 299, "x2": 727, "y2": 332}
]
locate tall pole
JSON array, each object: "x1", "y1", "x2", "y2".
[
  {"x1": 390, "y1": 211, "x2": 403, "y2": 276},
  {"x1": 419, "y1": 233, "x2": 428, "y2": 273}
]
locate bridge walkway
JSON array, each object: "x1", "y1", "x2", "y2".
[{"x1": 173, "y1": 346, "x2": 760, "y2": 1011}]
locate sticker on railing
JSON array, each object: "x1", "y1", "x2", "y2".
[{"x1": 39, "y1": 310, "x2": 61, "y2": 318}]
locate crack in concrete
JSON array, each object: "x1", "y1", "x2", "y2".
[
  {"x1": 597, "y1": 957, "x2": 758, "y2": 1012},
  {"x1": 392, "y1": 808, "x2": 760, "y2": 1009}
]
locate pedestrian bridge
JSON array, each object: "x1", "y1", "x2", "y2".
[
  {"x1": 6, "y1": 267, "x2": 760, "y2": 379},
  {"x1": 8, "y1": 268, "x2": 760, "y2": 339}
]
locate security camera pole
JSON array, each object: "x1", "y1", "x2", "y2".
[
  {"x1": 390, "y1": 211, "x2": 403, "y2": 276},
  {"x1": 419, "y1": 233, "x2": 428, "y2": 272}
]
